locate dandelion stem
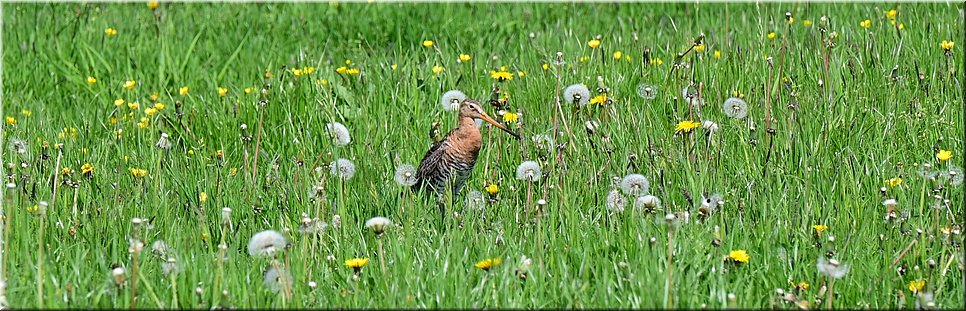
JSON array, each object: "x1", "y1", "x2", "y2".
[
  {"x1": 378, "y1": 237, "x2": 386, "y2": 274},
  {"x1": 252, "y1": 104, "x2": 266, "y2": 184},
  {"x1": 664, "y1": 228, "x2": 674, "y2": 308}
]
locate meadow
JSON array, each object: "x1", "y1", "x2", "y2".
[{"x1": 0, "y1": 1, "x2": 964, "y2": 309}]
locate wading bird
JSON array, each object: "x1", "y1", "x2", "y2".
[{"x1": 415, "y1": 99, "x2": 520, "y2": 214}]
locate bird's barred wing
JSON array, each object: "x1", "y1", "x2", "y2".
[{"x1": 414, "y1": 140, "x2": 448, "y2": 189}]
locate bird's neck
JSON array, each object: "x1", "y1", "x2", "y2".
[{"x1": 458, "y1": 116, "x2": 478, "y2": 129}]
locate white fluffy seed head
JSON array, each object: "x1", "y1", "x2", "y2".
[
  {"x1": 364, "y1": 217, "x2": 392, "y2": 235},
  {"x1": 330, "y1": 158, "x2": 356, "y2": 180},
  {"x1": 441, "y1": 90, "x2": 467, "y2": 112},
  {"x1": 516, "y1": 161, "x2": 543, "y2": 182},
  {"x1": 620, "y1": 174, "x2": 650, "y2": 197},
  {"x1": 635, "y1": 195, "x2": 661, "y2": 211},
  {"x1": 723, "y1": 97, "x2": 749, "y2": 119},
  {"x1": 817, "y1": 257, "x2": 850, "y2": 279},
  {"x1": 394, "y1": 164, "x2": 417, "y2": 187},
  {"x1": 564, "y1": 84, "x2": 591, "y2": 107},
  {"x1": 466, "y1": 190, "x2": 485, "y2": 210},
  {"x1": 882, "y1": 199, "x2": 898, "y2": 208},
  {"x1": 247, "y1": 230, "x2": 288, "y2": 258},
  {"x1": 325, "y1": 122, "x2": 351, "y2": 146},
  {"x1": 606, "y1": 190, "x2": 627, "y2": 212},
  {"x1": 637, "y1": 84, "x2": 658, "y2": 100},
  {"x1": 263, "y1": 266, "x2": 291, "y2": 293}
]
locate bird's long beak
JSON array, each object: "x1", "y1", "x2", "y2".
[{"x1": 478, "y1": 112, "x2": 521, "y2": 140}]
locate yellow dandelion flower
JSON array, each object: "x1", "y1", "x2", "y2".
[
  {"x1": 60, "y1": 166, "x2": 73, "y2": 176},
  {"x1": 218, "y1": 87, "x2": 228, "y2": 97},
  {"x1": 517, "y1": 71, "x2": 525, "y2": 78},
  {"x1": 886, "y1": 9, "x2": 897, "y2": 20},
  {"x1": 650, "y1": 58, "x2": 664, "y2": 65},
  {"x1": 304, "y1": 66, "x2": 315, "y2": 74},
  {"x1": 542, "y1": 63, "x2": 549, "y2": 71},
  {"x1": 154, "y1": 103, "x2": 165, "y2": 110},
  {"x1": 245, "y1": 87, "x2": 252, "y2": 94},
  {"x1": 587, "y1": 39, "x2": 601, "y2": 48},
  {"x1": 20, "y1": 109, "x2": 32, "y2": 117},
  {"x1": 123, "y1": 80, "x2": 136, "y2": 90},
  {"x1": 714, "y1": 50, "x2": 721, "y2": 59},
  {"x1": 485, "y1": 183, "x2": 499, "y2": 195},
  {"x1": 694, "y1": 44, "x2": 706, "y2": 53},
  {"x1": 675, "y1": 120, "x2": 701, "y2": 133},
  {"x1": 803, "y1": 20, "x2": 813, "y2": 27},
  {"x1": 727, "y1": 250, "x2": 750, "y2": 263},
  {"x1": 345, "y1": 258, "x2": 369, "y2": 272},
  {"x1": 432, "y1": 65, "x2": 444, "y2": 74},
  {"x1": 767, "y1": 32, "x2": 777, "y2": 39},
  {"x1": 149, "y1": 92, "x2": 159, "y2": 102},
  {"x1": 179, "y1": 86, "x2": 189, "y2": 96},
  {"x1": 129, "y1": 168, "x2": 148, "y2": 178},
  {"x1": 391, "y1": 63, "x2": 398, "y2": 70},
  {"x1": 422, "y1": 40, "x2": 434, "y2": 48},
  {"x1": 502, "y1": 112, "x2": 518, "y2": 123},
  {"x1": 860, "y1": 19, "x2": 871, "y2": 29},
  {"x1": 813, "y1": 224, "x2": 828, "y2": 235},
  {"x1": 81, "y1": 163, "x2": 94, "y2": 177},
  {"x1": 292, "y1": 68, "x2": 303, "y2": 77},
  {"x1": 346, "y1": 68, "x2": 360, "y2": 75},
  {"x1": 613, "y1": 51, "x2": 623, "y2": 60},
  {"x1": 907, "y1": 279, "x2": 925, "y2": 293},
  {"x1": 115, "y1": 98, "x2": 125, "y2": 107},
  {"x1": 148, "y1": 1, "x2": 158, "y2": 10},
  {"x1": 787, "y1": 17, "x2": 795, "y2": 25},
  {"x1": 936, "y1": 150, "x2": 952, "y2": 161},
  {"x1": 4, "y1": 116, "x2": 16, "y2": 125},
  {"x1": 87, "y1": 76, "x2": 97, "y2": 85},
  {"x1": 199, "y1": 192, "x2": 208, "y2": 204},
  {"x1": 104, "y1": 27, "x2": 118, "y2": 36},
  {"x1": 144, "y1": 107, "x2": 157, "y2": 116},
  {"x1": 885, "y1": 177, "x2": 902, "y2": 188},
  {"x1": 490, "y1": 70, "x2": 513, "y2": 82},
  {"x1": 796, "y1": 281, "x2": 810, "y2": 291},
  {"x1": 941, "y1": 40, "x2": 955, "y2": 51},
  {"x1": 590, "y1": 94, "x2": 608, "y2": 105},
  {"x1": 128, "y1": 101, "x2": 139, "y2": 110},
  {"x1": 474, "y1": 258, "x2": 502, "y2": 271},
  {"x1": 336, "y1": 66, "x2": 348, "y2": 74},
  {"x1": 459, "y1": 53, "x2": 471, "y2": 62}
]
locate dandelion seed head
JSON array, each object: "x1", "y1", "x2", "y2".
[
  {"x1": 619, "y1": 174, "x2": 650, "y2": 197},
  {"x1": 882, "y1": 198, "x2": 898, "y2": 208},
  {"x1": 364, "y1": 217, "x2": 392, "y2": 235},
  {"x1": 564, "y1": 84, "x2": 591, "y2": 107},
  {"x1": 247, "y1": 230, "x2": 288, "y2": 257},
  {"x1": 606, "y1": 190, "x2": 627, "y2": 212},
  {"x1": 635, "y1": 195, "x2": 661, "y2": 211},
  {"x1": 817, "y1": 257, "x2": 850, "y2": 279},
  {"x1": 394, "y1": 164, "x2": 417, "y2": 187},
  {"x1": 151, "y1": 240, "x2": 170, "y2": 258},
  {"x1": 325, "y1": 122, "x2": 351, "y2": 146},
  {"x1": 723, "y1": 97, "x2": 749, "y2": 119},
  {"x1": 263, "y1": 266, "x2": 291, "y2": 293},
  {"x1": 702, "y1": 120, "x2": 719, "y2": 132},
  {"x1": 466, "y1": 190, "x2": 485, "y2": 210},
  {"x1": 636, "y1": 84, "x2": 658, "y2": 100},
  {"x1": 330, "y1": 158, "x2": 356, "y2": 180},
  {"x1": 516, "y1": 161, "x2": 542, "y2": 182},
  {"x1": 8, "y1": 137, "x2": 27, "y2": 155},
  {"x1": 161, "y1": 258, "x2": 179, "y2": 276},
  {"x1": 441, "y1": 90, "x2": 467, "y2": 112}
]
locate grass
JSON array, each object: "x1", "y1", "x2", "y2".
[{"x1": 1, "y1": 1, "x2": 963, "y2": 309}]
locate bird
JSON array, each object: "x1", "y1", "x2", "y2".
[{"x1": 414, "y1": 99, "x2": 520, "y2": 213}]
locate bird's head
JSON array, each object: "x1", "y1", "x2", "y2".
[{"x1": 459, "y1": 99, "x2": 521, "y2": 140}]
